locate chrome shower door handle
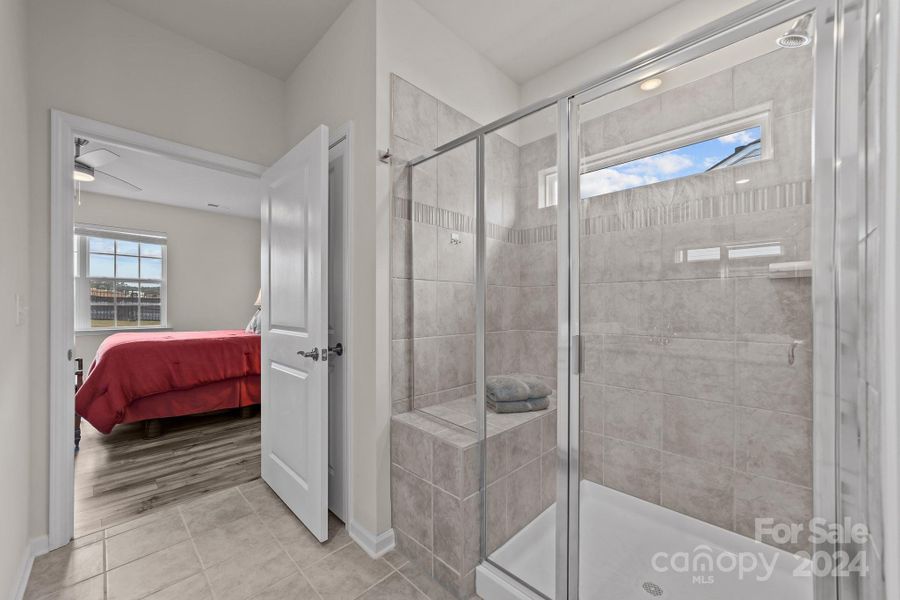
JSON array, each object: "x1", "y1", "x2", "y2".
[{"x1": 297, "y1": 347, "x2": 320, "y2": 361}]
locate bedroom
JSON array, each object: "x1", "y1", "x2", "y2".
[{"x1": 70, "y1": 135, "x2": 265, "y2": 534}]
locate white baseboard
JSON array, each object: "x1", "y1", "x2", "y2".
[
  {"x1": 13, "y1": 536, "x2": 49, "y2": 600},
  {"x1": 347, "y1": 520, "x2": 395, "y2": 559}
]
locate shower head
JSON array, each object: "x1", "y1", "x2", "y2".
[{"x1": 777, "y1": 14, "x2": 813, "y2": 48}]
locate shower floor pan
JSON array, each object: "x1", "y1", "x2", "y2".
[{"x1": 479, "y1": 480, "x2": 813, "y2": 600}]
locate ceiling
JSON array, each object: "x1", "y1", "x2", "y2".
[
  {"x1": 104, "y1": 0, "x2": 686, "y2": 84},
  {"x1": 105, "y1": 0, "x2": 353, "y2": 79},
  {"x1": 78, "y1": 139, "x2": 261, "y2": 219},
  {"x1": 409, "y1": 0, "x2": 685, "y2": 82}
]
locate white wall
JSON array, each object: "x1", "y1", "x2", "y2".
[
  {"x1": 520, "y1": 0, "x2": 754, "y2": 105},
  {"x1": 284, "y1": 0, "x2": 384, "y2": 536},
  {"x1": 74, "y1": 192, "x2": 261, "y2": 365},
  {"x1": 27, "y1": 0, "x2": 286, "y2": 540},
  {"x1": 0, "y1": 0, "x2": 33, "y2": 594}
]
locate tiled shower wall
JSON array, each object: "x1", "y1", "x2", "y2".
[
  {"x1": 391, "y1": 44, "x2": 816, "y2": 551},
  {"x1": 390, "y1": 76, "x2": 558, "y2": 417}
]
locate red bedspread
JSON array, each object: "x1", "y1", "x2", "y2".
[{"x1": 76, "y1": 330, "x2": 261, "y2": 433}]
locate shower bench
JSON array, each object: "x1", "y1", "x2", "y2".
[{"x1": 390, "y1": 396, "x2": 557, "y2": 599}]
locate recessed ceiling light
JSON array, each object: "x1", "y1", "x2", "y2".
[
  {"x1": 640, "y1": 78, "x2": 663, "y2": 91},
  {"x1": 736, "y1": 178, "x2": 750, "y2": 184}
]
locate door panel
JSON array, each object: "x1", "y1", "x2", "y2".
[
  {"x1": 269, "y1": 166, "x2": 310, "y2": 331},
  {"x1": 261, "y1": 124, "x2": 329, "y2": 542},
  {"x1": 269, "y1": 362, "x2": 312, "y2": 488}
]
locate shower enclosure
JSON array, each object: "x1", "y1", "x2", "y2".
[{"x1": 390, "y1": 1, "x2": 868, "y2": 598}]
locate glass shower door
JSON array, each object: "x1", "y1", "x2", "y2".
[
  {"x1": 482, "y1": 104, "x2": 562, "y2": 600},
  {"x1": 570, "y1": 14, "x2": 818, "y2": 600}
]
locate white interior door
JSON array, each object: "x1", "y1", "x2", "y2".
[{"x1": 261, "y1": 124, "x2": 330, "y2": 541}]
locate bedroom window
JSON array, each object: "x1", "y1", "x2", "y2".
[{"x1": 74, "y1": 225, "x2": 168, "y2": 331}]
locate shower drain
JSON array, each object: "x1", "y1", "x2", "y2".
[{"x1": 641, "y1": 581, "x2": 664, "y2": 597}]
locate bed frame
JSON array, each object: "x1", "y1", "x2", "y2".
[{"x1": 74, "y1": 355, "x2": 258, "y2": 446}]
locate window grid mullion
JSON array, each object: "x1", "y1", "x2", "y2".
[{"x1": 81, "y1": 234, "x2": 166, "y2": 330}]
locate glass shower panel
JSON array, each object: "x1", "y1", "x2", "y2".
[
  {"x1": 483, "y1": 105, "x2": 559, "y2": 599},
  {"x1": 575, "y1": 16, "x2": 816, "y2": 599},
  {"x1": 412, "y1": 139, "x2": 479, "y2": 429}
]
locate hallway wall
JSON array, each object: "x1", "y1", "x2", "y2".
[
  {"x1": 0, "y1": 0, "x2": 33, "y2": 596},
  {"x1": 25, "y1": 0, "x2": 287, "y2": 543}
]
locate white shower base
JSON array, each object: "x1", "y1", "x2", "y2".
[{"x1": 478, "y1": 480, "x2": 813, "y2": 600}]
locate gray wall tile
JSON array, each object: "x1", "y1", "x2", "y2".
[
  {"x1": 735, "y1": 407, "x2": 812, "y2": 486},
  {"x1": 735, "y1": 277, "x2": 812, "y2": 343},
  {"x1": 603, "y1": 386, "x2": 664, "y2": 449},
  {"x1": 661, "y1": 338, "x2": 735, "y2": 403},
  {"x1": 662, "y1": 395, "x2": 735, "y2": 466},
  {"x1": 392, "y1": 420, "x2": 433, "y2": 482},
  {"x1": 733, "y1": 473, "x2": 812, "y2": 553},
  {"x1": 735, "y1": 342, "x2": 812, "y2": 417},
  {"x1": 392, "y1": 76, "x2": 437, "y2": 148},
  {"x1": 602, "y1": 437, "x2": 660, "y2": 503},
  {"x1": 392, "y1": 465, "x2": 433, "y2": 551},
  {"x1": 660, "y1": 454, "x2": 735, "y2": 529}
]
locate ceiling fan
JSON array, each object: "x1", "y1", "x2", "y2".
[{"x1": 74, "y1": 138, "x2": 143, "y2": 192}]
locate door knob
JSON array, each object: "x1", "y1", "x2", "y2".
[
  {"x1": 328, "y1": 343, "x2": 343, "y2": 358},
  {"x1": 297, "y1": 347, "x2": 320, "y2": 361}
]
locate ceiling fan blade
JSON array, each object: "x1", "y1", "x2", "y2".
[
  {"x1": 77, "y1": 148, "x2": 120, "y2": 169},
  {"x1": 96, "y1": 169, "x2": 143, "y2": 192}
]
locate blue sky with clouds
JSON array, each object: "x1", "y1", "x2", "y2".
[{"x1": 580, "y1": 126, "x2": 761, "y2": 198}]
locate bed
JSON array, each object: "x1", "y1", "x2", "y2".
[{"x1": 75, "y1": 330, "x2": 261, "y2": 435}]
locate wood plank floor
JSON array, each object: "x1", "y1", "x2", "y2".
[{"x1": 74, "y1": 409, "x2": 261, "y2": 537}]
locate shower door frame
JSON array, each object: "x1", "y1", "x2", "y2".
[{"x1": 407, "y1": 0, "x2": 856, "y2": 597}]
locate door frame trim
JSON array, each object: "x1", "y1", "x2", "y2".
[
  {"x1": 50, "y1": 113, "x2": 356, "y2": 550},
  {"x1": 49, "y1": 111, "x2": 263, "y2": 548}
]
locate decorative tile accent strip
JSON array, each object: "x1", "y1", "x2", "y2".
[
  {"x1": 515, "y1": 225, "x2": 557, "y2": 245},
  {"x1": 582, "y1": 180, "x2": 811, "y2": 236},
  {"x1": 393, "y1": 197, "x2": 412, "y2": 220},
  {"x1": 396, "y1": 180, "x2": 811, "y2": 245}
]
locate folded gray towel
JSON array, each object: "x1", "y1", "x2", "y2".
[
  {"x1": 512, "y1": 373, "x2": 553, "y2": 399},
  {"x1": 485, "y1": 375, "x2": 530, "y2": 403},
  {"x1": 487, "y1": 396, "x2": 549, "y2": 413}
]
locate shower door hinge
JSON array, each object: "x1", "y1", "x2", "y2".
[{"x1": 572, "y1": 335, "x2": 583, "y2": 374}]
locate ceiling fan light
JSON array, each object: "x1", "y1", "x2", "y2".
[{"x1": 73, "y1": 162, "x2": 95, "y2": 182}]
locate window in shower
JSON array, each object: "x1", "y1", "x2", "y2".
[{"x1": 538, "y1": 108, "x2": 770, "y2": 207}]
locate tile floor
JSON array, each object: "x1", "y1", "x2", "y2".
[{"x1": 25, "y1": 479, "x2": 476, "y2": 600}]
